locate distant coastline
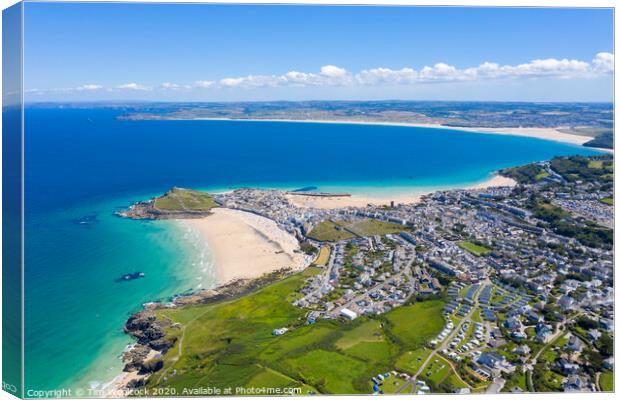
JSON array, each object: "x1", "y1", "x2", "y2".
[{"x1": 165, "y1": 116, "x2": 595, "y2": 147}]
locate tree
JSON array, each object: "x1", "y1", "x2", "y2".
[{"x1": 596, "y1": 333, "x2": 613, "y2": 357}]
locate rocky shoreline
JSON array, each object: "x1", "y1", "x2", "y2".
[{"x1": 118, "y1": 268, "x2": 293, "y2": 391}]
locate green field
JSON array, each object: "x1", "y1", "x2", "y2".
[
  {"x1": 153, "y1": 188, "x2": 219, "y2": 211},
  {"x1": 286, "y1": 349, "x2": 367, "y2": 393},
  {"x1": 420, "y1": 355, "x2": 468, "y2": 390},
  {"x1": 146, "y1": 266, "x2": 446, "y2": 394},
  {"x1": 306, "y1": 221, "x2": 357, "y2": 241},
  {"x1": 600, "y1": 371, "x2": 614, "y2": 392},
  {"x1": 343, "y1": 219, "x2": 407, "y2": 237},
  {"x1": 335, "y1": 319, "x2": 398, "y2": 361},
  {"x1": 307, "y1": 219, "x2": 406, "y2": 241},
  {"x1": 385, "y1": 300, "x2": 445, "y2": 348},
  {"x1": 458, "y1": 241, "x2": 492, "y2": 257},
  {"x1": 245, "y1": 366, "x2": 317, "y2": 394},
  {"x1": 600, "y1": 197, "x2": 613, "y2": 205},
  {"x1": 395, "y1": 348, "x2": 433, "y2": 375},
  {"x1": 380, "y1": 374, "x2": 408, "y2": 394}
]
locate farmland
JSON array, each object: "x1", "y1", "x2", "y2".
[{"x1": 146, "y1": 268, "x2": 445, "y2": 394}]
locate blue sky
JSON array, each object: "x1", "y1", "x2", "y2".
[{"x1": 24, "y1": 3, "x2": 614, "y2": 102}]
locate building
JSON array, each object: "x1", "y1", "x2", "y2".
[
  {"x1": 340, "y1": 308, "x2": 358, "y2": 320},
  {"x1": 562, "y1": 375, "x2": 587, "y2": 392}
]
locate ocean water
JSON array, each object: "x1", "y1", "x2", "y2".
[{"x1": 23, "y1": 107, "x2": 601, "y2": 392}]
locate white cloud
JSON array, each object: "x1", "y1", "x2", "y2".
[
  {"x1": 214, "y1": 65, "x2": 352, "y2": 89},
  {"x1": 211, "y1": 54, "x2": 612, "y2": 89},
  {"x1": 76, "y1": 84, "x2": 103, "y2": 91},
  {"x1": 320, "y1": 65, "x2": 348, "y2": 78},
  {"x1": 28, "y1": 52, "x2": 615, "y2": 96},
  {"x1": 116, "y1": 83, "x2": 150, "y2": 91},
  {"x1": 592, "y1": 52, "x2": 614, "y2": 74},
  {"x1": 160, "y1": 82, "x2": 179, "y2": 90},
  {"x1": 357, "y1": 67, "x2": 418, "y2": 85},
  {"x1": 194, "y1": 80, "x2": 215, "y2": 88}
]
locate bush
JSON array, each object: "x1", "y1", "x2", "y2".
[{"x1": 300, "y1": 241, "x2": 318, "y2": 255}]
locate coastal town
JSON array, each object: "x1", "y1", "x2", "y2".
[{"x1": 118, "y1": 153, "x2": 613, "y2": 395}]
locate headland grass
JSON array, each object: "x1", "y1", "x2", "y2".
[{"x1": 154, "y1": 188, "x2": 219, "y2": 211}]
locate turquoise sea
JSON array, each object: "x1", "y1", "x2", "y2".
[{"x1": 23, "y1": 107, "x2": 601, "y2": 392}]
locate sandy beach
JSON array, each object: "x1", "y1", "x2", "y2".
[
  {"x1": 286, "y1": 174, "x2": 517, "y2": 209},
  {"x1": 183, "y1": 208, "x2": 310, "y2": 284},
  {"x1": 193, "y1": 117, "x2": 592, "y2": 146}
]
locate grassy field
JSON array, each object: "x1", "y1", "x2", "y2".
[
  {"x1": 335, "y1": 319, "x2": 398, "y2": 361},
  {"x1": 458, "y1": 241, "x2": 492, "y2": 257},
  {"x1": 443, "y1": 370, "x2": 470, "y2": 390},
  {"x1": 384, "y1": 300, "x2": 445, "y2": 349},
  {"x1": 600, "y1": 371, "x2": 614, "y2": 392},
  {"x1": 600, "y1": 196, "x2": 613, "y2": 205},
  {"x1": 285, "y1": 349, "x2": 367, "y2": 393},
  {"x1": 306, "y1": 221, "x2": 356, "y2": 241},
  {"x1": 395, "y1": 348, "x2": 433, "y2": 375},
  {"x1": 245, "y1": 366, "x2": 317, "y2": 394},
  {"x1": 343, "y1": 219, "x2": 407, "y2": 237},
  {"x1": 307, "y1": 219, "x2": 406, "y2": 241},
  {"x1": 146, "y1": 265, "x2": 446, "y2": 394},
  {"x1": 153, "y1": 188, "x2": 219, "y2": 211},
  {"x1": 421, "y1": 356, "x2": 453, "y2": 387},
  {"x1": 314, "y1": 246, "x2": 331, "y2": 265},
  {"x1": 380, "y1": 374, "x2": 408, "y2": 394}
]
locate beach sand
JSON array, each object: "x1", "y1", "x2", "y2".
[
  {"x1": 183, "y1": 208, "x2": 309, "y2": 284},
  {"x1": 286, "y1": 174, "x2": 517, "y2": 209},
  {"x1": 194, "y1": 117, "x2": 592, "y2": 146}
]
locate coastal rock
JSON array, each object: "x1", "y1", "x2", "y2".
[
  {"x1": 118, "y1": 267, "x2": 295, "y2": 390},
  {"x1": 124, "y1": 311, "x2": 175, "y2": 350},
  {"x1": 124, "y1": 311, "x2": 158, "y2": 333},
  {"x1": 125, "y1": 378, "x2": 147, "y2": 389},
  {"x1": 122, "y1": 344, "x2": 152, "y2": 372},
  {"x1": 149, "y1": 337, "x2": 177, "y2": 352},
  {"x1": 139, "y1": 359, "x2": 164, "y2": 374}
]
